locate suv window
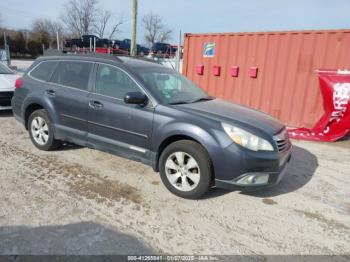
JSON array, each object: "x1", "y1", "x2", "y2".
[
  {"x1": 30, "y1": 61, "x2": 57, "y2": 82},
  {"x1": 95, "y1": 64, "x2": 140, "y2": 99},
  {"x1": 51, "y1": 61, "x2": 92, "y2": 90}
]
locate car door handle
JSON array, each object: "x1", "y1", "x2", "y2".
[
  {"x1": 89, "y1": 100, "x2": 104, "y2": 109},
  {"x1": 46, "y1": 90, "x2": 56, "y2": 97}
]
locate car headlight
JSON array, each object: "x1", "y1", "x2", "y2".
[{"x1": 221, "y1": 123, "x2": 274, "y2": 151}]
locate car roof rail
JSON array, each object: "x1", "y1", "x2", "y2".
[
  {"x1": 117, "y1": 55, "x2": 161, "y2": 65},
  {"x1": 42, "y1": 49, "x2": 161, "y2": 65},
  {"x1": 43, "y1": 49, "x2": 123, "y2": 62}
]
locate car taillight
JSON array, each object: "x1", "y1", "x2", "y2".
[{"x1": 15, "y1": 78, "x2": 23, "y2": 89}]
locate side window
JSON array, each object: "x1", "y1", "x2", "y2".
[
  {"x1": 95, "y1": 64, "x2": 140, "y2": 99},
  {"x1": 51, "y1": 61, "x2": 92, "y2": 91},
  {"x1": 30, "y1": 61, "x2": 57, "y2": 82}
]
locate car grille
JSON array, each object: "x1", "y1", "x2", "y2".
[
  {"x1": 273, "y1": 129, "x2": 290, "y2": 152},
  {"x1": 0, "y1": 91, "x2": 14, "y2": 107}
]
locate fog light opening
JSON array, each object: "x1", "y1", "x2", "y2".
[{"x1": 236, "y1": 173, "x2": 269, "y2": 185}]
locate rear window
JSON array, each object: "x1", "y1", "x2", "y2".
[
  {"x1": 30, "y1": 61, "x2": 57, "y2": 81},
  {"x1": 51, "y1": 61, "x2": 92, "y2": 90}
]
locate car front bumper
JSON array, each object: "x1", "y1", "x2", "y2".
[
  {"x1": 215, "y1": 156, "x2": 291, "y2": 190},
  {"x1": 212, "y1": 141, "x2": 292, "y2": 190}
]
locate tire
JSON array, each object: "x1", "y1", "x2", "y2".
[
  {"x1": 159, "y1": 140, "x2": 213, "y2": 199},
  {"x1": 28, "y1": 109, "x2": 61, "y2": 151}
]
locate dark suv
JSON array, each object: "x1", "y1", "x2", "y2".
[{"x1": 12, "y1": 54, "x2": 292, "y2": 199}]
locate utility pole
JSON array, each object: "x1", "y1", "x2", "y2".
[
  {"x1": 3, "y1": 31, "x2": 7, "y2": 48},
  {"x1": 56, "y1": 31, "x2": 60, "y2": 50},
  {"x1": 130, "y1": 0, "x2": 137, "y2": 56},
  {"x1": 175, "y1": 30, "x2": 182, "y2": 72},
  {"x1": 3, "y1": 31, "x2": 10, "y2": 66},
  {"x1": 25, "y1": 30, "x2": 29, "y2": 50}
]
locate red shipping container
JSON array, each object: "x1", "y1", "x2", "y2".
[{"x1": 182, "y1": 29, "x2": 350, "y2": 128}]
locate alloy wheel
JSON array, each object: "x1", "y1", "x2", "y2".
[
  {"x1": 165, "y1": 151, "x2": 201, "y2": 192},
  {"x1": 31, "y1": 116, "x2": 49, "y2": 146}
]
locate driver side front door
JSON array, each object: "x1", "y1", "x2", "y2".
[{"x1": 87, "y1": 63, "x2": 155, "y2": 164}]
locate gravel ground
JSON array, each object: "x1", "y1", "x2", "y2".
[{"x1": 0, "y1": 110, "x2": 349, "y2": 255}]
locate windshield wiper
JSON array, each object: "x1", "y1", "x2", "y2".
[
  {"x1": 190, "y1": 96, "x2": 215, "y2": 103},
  {"x1": 169, "y1": 101, "x2": 191, "y2": 105},
  {"x1": 169, "y1": 96, "x2": 214, "y2": 105}
]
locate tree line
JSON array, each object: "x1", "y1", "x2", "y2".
[{"x1": 0, "y1": 0, "x2": 172, "y2": 58}]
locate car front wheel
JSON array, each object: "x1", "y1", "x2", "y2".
[{"x1": 159, "y1": 140, "x2": 213, "y2": 199}]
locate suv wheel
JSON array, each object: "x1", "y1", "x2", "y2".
[
  {"x1": 28, "y1": 109, "x2": 61, "y2": 151},
  {"x1": 159, "y1": 140, "x2": 213, "y2": 199}
]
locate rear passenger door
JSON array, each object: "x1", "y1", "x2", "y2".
[
  {"x1": 48, "y1": 60, "x2": 93, "y2": 142},
  {"x1": 87, "y1": 63, "x2": 154, "y2": 160}
]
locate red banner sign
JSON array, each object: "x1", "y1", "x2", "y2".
[{"x1": 288, "y1": 70, "x2": 350, "y2": 142}]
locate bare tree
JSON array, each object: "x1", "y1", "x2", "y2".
[
  {"x1": 93, "y1": 10, "x2": 124, "y2": 39},
  {"x1": 32, "y1": 18, "x2": 65, "y2": 48},
  {"x1": 93, "y1": 9, "x2": 110, "y2": 38},
  {"x1": 60, "y1": 0, "x2": 99, "y2": 37},
  {"x1": 159, "y1": 29, "x2": 172, "y2": 43},
  {"x1": 108, "y1": 17, "x2": 124, "y2": 39},
  {"x1": 142, "y1": 12, "x2": 172, "y2": 46},
  {"x1": 32, "y1": 19, "x2": 64, "y2": 36}
]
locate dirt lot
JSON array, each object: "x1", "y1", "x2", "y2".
[{"x1": 0, "y1": 110, "x2": 349, "y2": 255}]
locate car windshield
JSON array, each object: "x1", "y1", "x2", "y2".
[
  {"x1": 134, "y1": 67, "x2": 212, "y2": 105},
  {"x1": 0, "y1": 63, "x2": 14, "y2": 74}
]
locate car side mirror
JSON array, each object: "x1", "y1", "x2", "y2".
[{"x1": 124, "y1": 91, "x2": 148, "y2": 105}]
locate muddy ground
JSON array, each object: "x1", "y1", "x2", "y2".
[{"x1": 0, "y1": 110, "x2": 349, "y2": 255}]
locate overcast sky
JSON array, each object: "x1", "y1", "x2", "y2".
[{"x1": 1, "y1": 0, "x2": 350, "y2": 45}]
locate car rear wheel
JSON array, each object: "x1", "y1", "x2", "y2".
[
  {"x1": 28, "y1": 109, "x2": 61, "y2": 151},
  {"x1": 159, "y1": 140, "x2": 213, "y2": 199}
]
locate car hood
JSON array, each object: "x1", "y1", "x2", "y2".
[
  {"x1": 0, "y1": 74, "x2": 17, "y2": 91},
  {"x1": 177, "y1": 99, "x2": 284, "y2": 136}
]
